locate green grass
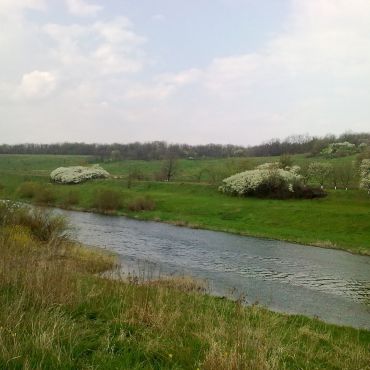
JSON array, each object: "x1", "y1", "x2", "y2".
[
  {"x1": 0, "y1": 204, "x2": 369, "y2": 369},
  {"x1": 0, "y1": 154, "x2": 369, "y2": 255}
]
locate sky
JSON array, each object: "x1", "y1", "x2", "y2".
[{"x1": 0, "y1": 0, "x2": 369, "y2": 145}]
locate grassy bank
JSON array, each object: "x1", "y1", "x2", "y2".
[
  {"x1": 0, "y1": 203, "x2": 369, "y2": 369},
  {"x1": 0, "y1": 154, "x2": 369, "y2": 255}
]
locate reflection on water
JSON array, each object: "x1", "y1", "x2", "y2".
[{"x1": 58, "y1": 209, "x2": 370, "y2": 329}]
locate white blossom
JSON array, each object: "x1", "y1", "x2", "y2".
[
  {"x1": 256, "y1": 162, "x2": 279, "y2": 170},
  {"x1": 219, "y1": 166, "x2": 301, "y2": 196},
  {"x1": 359, "y1": 159, "x2": 370, "y2": 193},
  {"x1": 50, "y1": 165, "x2": 110, "y2": 184}
]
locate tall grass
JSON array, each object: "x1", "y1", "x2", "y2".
[
  {"x1": 0, "y1": 203, "x2": 368, "y2": 369},
  {"x1": 92, "y1": 188, "x2": 123, "y2": 212},
  {"x1": 17, "y1": 181, "x2": 56, "y2": 205},
  {"x1": 64, "y1": 189, "x2": 80, "y2": 206},
  {"x1": 127, "y1": 196, "x2": 156, "y2": 211}
]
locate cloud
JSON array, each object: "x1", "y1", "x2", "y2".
[
  {"x1": 125, "y1": 69, "x2": 201, "y2": 100},
  {"x1": 44, "y1": 18, "x2": 146, "y2": 75},
  {"x1": 65, "y1": 0, "x2": 102, "y2": 16},
  {"x1": 1, "y1": 0, "x2": 370, "y2": 144},
  {"x1": 0, "y1": 0, "x2": 45, "y2": 14},
  {"x1": 17, "y1": 70, "x2": 57, "y2": 99},
  {"x1": 202, "y1": 0, "x2": 370, "y2": 98}
]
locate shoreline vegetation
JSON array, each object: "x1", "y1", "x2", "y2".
[
  {"x1": 0, "y1": 154, "x2": 369, "y2": 256},
  {"x1": 0, "y1": 202, "x2": 369, "y2": 369},
  {"x1": 12, "y1": 199, "x2": 370, "y2": 257}
]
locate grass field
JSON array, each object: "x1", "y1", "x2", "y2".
[
  {"x1": 0, "y1": 154, "x2": 369, "y2": 255},
  {"x1": 1, "y1": 203, "x2": 369, "y2": 369}
]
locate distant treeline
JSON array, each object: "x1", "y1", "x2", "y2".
[{"x1": 1, "y1": 132, "x2": 369, "y2": 160}]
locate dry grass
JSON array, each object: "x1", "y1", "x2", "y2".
[
  {"x1": 127, "y1": 196, "x2": 156, "y2": 211},
  {"x1": 92, "y1": 188, "x2": 123, "y2": 212},
  {"x1": 0, "y1": 203, "x2": 369, "y2": 369}
]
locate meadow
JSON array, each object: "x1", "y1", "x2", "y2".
[
  {"x1": 0, "y1": 153, "x2": 369, "y2": 255},
  {"x1": 0, "y1": 203, "x2": 369, "y2": 369}
]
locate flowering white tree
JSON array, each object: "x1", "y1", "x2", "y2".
[
  {"x1": 308, "y1": 162, "x2": 332, "y2": 189},
  {"x1": 50, "y1": 165, "x2": 110, "y2": 184},
  {"x1": 359, "y1": 159, "x2": 370, "y2": 194},
  {"x1": 219, "y1": 164, "x2": 301, "y2": 196}
]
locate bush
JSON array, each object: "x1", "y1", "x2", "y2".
[
  {"x1": 321, "y1": 142, "x2": 358, "y2": 158},
  {"x1": 34, "y1": 187, "x2": 56, "y2": 205},
  {"x1": 0, "y1": 202, "x2": 68, "y2": 243},
  {"x1": 64, "y1": 190, "x2": 80, "y2": 206},
  {"x1": 279, "y1": 154, "x2": 293, "y2": 168},
  {"x1": 50, "y1": 165, "x2": 110, "y2": 184},
  {"x1": 219, "y1": 164, "x2": 326, "y2": 199},
  {"x1": 17, "y1": 181, "x2": 40, "y2": 198},
  {"x1": 359, "y1": 159, "x2": 370, "y2": 193},
  {"x1": 17, "y1": 182, "x2": 56, "y2": 205},
  {"x1": 127, "y1": 196, "x2": 156, "y2": 212},
  {"x1": 93, "y1": 189, "x2": 122, "y2": 212}
]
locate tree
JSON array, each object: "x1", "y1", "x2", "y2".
[
  {"x1": 110, "y1": 149, "x2": 121, "y2": 161},
  {"x1": 338, "y1": 162, "x2": 354, "y2": 190},
  {"x1": 161, "y1": 156, "x2": 178, "y2": 182},
  {"x1": 308, "y1": 162, "x2": 332, "y2": 189},
  {"x1": 359, "y1": 159, "x2": 370, "y2": 194},
  {"x1": 330, "y1": 164, "x2": 341, "y2": 190},
  {"x1": 279, "y1": 154, "x2": 293, "y2": 169}
]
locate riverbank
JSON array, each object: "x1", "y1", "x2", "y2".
[
  {"x1": 0, "y1": 203, "x2": 369, "y2": 369},
  {"x1": 0, "y1": 154, "x2": 369, "y2": 255},
  {"x1": 4, "y1": 180, "x2": 370, "y2": 255}
]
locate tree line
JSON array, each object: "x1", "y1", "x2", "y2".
[{"x1": 0, "y1": 132, "x2": 369, "y2": 160}]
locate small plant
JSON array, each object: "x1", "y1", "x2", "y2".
[
  {"x1": 127, "y1": 196, "x2": 156, "y2": 211},
  {"x1": 93, "y1": 189, "x2": 122, "y2": 212},
  {"x1": 65, "y1": 190, "x2": 80, "y2": 206},
  {"x1": 17, "y1": 181, "x2": 40, "y2": 198},
  {"x1": 34, "y1": 187, "x2": 56, "y2": 205}
]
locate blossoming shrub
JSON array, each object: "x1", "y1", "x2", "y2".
[
  {"x1": 321, "y1": 142, "x2": 358, "y2": 157},
  {"x1": 50, "y1": 165, "x2": 110, "y2": 184},
  {"x1": 359, "y1": 159, "x2": 370, "y2": 193},
  {"x1": 219, "y1": 165, "x2": 326, "y2": 199}
]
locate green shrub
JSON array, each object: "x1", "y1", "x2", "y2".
[
  {"x1": 127, "y1": 196, "x2": 156, "y2": 211},
  {"x1": 93, "y1": 189, "x2": 122, "y2": 212},
  {"x1": 34, "y1": 187, "x2": 56, "y2": 205},
  {"x1": 17, "y1": 181, "x2": 40, "y2": 198},
  {"x1": 64, "y1": 190, "x2": 80, "y2": 206}
]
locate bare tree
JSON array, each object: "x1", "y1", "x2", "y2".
[{"x1": 161, "y1": 156, "x2": 178, "y2": 182}]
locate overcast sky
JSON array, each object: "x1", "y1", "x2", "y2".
[{"x1": 0, "y1": 0, "x2": 369, "y2": 145}]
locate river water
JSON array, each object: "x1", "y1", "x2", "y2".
[{"x1": 59, "y1": 209, "x2": 370, "y2": 329}]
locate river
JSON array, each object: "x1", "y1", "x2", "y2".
[{"x1": 59, "y1": 209, "x2": 370, "y2": 329}]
